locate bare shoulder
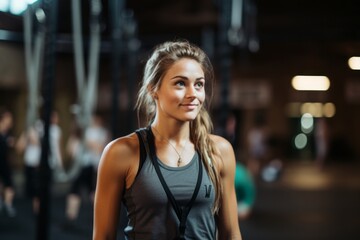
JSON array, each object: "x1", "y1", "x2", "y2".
[
  {"x1": 209, "y1": 134, "x2": 234, "y2": 154},
  {"x1": 105, "y1": 132, "x2": 139, "y2": 156},
  {"x1": 209, "y1": 134, "x2": 236, "y2": 174},
  {"x1": 99, "y1": 132, "x2": 139, "y2": 172}
]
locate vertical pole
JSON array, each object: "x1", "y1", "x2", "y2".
[
  {"x1": 123, "y1": 10, "x2": 140, "y2": 133},
  {"x1": 217, "y1": 0, "x2": 232, "y2": 135},
  {"x1": 36, "y1": 0, "x2": 58, "y2": 239},
  {"x1": 109, "y1": 0, "x2": 125, "y2": 138}
]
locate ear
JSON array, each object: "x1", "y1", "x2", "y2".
[
  {"x1": 151, "y1": 89, "x2": 158, "y2": 100},
  {"x1": 147, "y1": 85, "x2": 157, "y2": 99}
]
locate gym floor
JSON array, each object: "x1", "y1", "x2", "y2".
[{"x1": 1, "y1": 160, "x2": 360, "y2": 240}]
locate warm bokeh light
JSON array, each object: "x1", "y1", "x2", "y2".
[
  {"x1": 323, "y1": 102, "x2": 336, "y2": 117},
  {"x1": 300, "y1": 102, "x2": 322, "y2": 117},
  {"x1": 287, "y1": 102, "x2": 336, "y2": 118},
  {"x1": 348, "y1": 56, "x2": 360, "y2": 70},
  {"x1": 291, "y1": 75, "x2": 330, "y2": 91}
]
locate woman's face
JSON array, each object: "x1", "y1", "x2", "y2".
[{"x1": 154, "y1": 58, "x2": 206, "y2": 122}]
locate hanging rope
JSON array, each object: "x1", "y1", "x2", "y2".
[
  {"x1": 23, "y1": 6, "x2": 46, "y2": 129},
  {"x1": 67, "y1": 0, "x2": 102, "y2": 180},
  {"x1": 227, "y1": 0, "x2": 259, "y2": 51},
  {"x1": 228, "y1": 0, "x2": 245, "y2": 46},
  {"x1": 71, "y1": 0, "x2": 102, "y2": 130}
]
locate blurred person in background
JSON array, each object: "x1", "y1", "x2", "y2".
[
  {"x1": 64, "y1": 113, "x2": 108, "y2": 226},
  {"x1": 0, "y1": 108, "x2": 16, "y2": 217},
  {"x1": 246, "y1": 112, "x2": 268, "y2": 177},
  {"x1": 16, "y1": 120, "x2": 42, "y2": 214},
  {"x1": 48, "y1": 111, "x2": 64, "y2": 172},
  {"x1": 235, "y1": 162, "x2": 256, "y2": 220},
  {"x1": 223, "y1": 111, "x2": 256, "y2": 220},
  {"x1": 16, "y1": 111, "x2": 64, "y2": 214}
]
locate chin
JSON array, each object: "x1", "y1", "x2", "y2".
[{"x1": 182, "y1": 113, "x2": 199, "y2": 121}]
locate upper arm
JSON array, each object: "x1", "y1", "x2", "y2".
[
  {"x1": 93, "y1": 135, "x2": 138, "y2": 240},
  {"x1": 212, "y1": 135, "x2": 242, "y2": 240}
]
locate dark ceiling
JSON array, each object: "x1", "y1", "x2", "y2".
[
  {"x1": 1, "y1": 1, "x2": 359, "y2": 39},
  {"x1": 0, "y1": 0, "x2": 360, "y2": 58}
]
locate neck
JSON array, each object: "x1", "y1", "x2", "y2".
[
  {"x1": 151, "y1": 124, "x2": 191, "y2": 167},
  {"x1": 151, "y1": 121, "x2": 189, "y2": 142}
]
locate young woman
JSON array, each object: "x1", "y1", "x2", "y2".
[{"x1": 93, "y1": 40, "x2": 242, "y2": 240}]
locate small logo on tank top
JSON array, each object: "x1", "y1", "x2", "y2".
[{"x1": 204, "y1": 185, "x2": 212, "y2": 198}]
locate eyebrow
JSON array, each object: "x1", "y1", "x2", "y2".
[{"x1": 171, "y1": 75, "x2": 205, "y2": 81}]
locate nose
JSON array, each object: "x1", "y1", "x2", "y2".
[{"x1": 186, "y1": 85, "x2": 197, "y2": 98}]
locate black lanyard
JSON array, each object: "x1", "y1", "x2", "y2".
[{"x1": 144, "y1": 126, "x2": 203, "y2": 240}]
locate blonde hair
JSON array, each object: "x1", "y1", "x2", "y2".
[{"x1": 135, "y1": 40, "x2": 222, "y2": 212}]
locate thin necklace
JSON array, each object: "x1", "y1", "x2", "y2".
[{"x1": 152, "y1": 126, "x2": 188, "y2": 167}]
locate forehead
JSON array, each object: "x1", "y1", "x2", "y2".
[{"x1": 163, "y1": 58, "x2": 204, "y2": 78}]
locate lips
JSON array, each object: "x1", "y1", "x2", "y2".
[{"x1": 181, "y1": 104, "x2": 198, "y2": 110}]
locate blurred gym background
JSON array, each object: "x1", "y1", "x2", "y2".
[{"x1": 0, "y1": 0, "x2": 360, "y2": 240}]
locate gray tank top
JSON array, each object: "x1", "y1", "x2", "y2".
[{"x1": 122, "y1": 130, "x2": 216, "y2": 240}]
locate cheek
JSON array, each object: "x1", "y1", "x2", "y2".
[
  {"x1": 169, "y1": 91, "x2": 185, "y2": 103},
  {"x1": 198, "y1": 91, "x2": 206, "y2": 104},
  {"x1": 159, "y1": 91, "x2": 182, "y2": 108}
]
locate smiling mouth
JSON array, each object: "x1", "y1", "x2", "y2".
[{"x1": 181, "y1": 104, "x2": 198, "y2": 110}]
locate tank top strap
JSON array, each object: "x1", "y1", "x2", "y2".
[{"x1": 135, "y1": 127, "x2": 149, "y2": 178}]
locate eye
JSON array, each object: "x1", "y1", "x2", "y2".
[
  {"x1": 175, "y1": 81, "x2": 185, "y2": 87},
  {"x1": 195, "y1": 81, "x2": 204, "y2": 89}
]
